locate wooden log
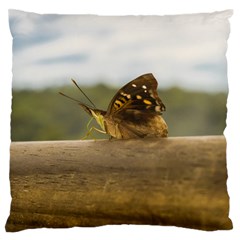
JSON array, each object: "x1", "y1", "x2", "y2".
[{"x1": 6, "y1": 136, "x2": 232, "y2": 232}]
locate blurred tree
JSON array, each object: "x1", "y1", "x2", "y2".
[{"x1": 11, "y1": 85, "x2": 227, "y2": 141}]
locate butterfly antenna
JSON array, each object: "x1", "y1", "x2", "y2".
[
  {"x1": 71, "y1": 79, "x2": 96, "y2": 108},
  {"x1": 59, "y1": 91, "x2": 83, "y2": 104}
]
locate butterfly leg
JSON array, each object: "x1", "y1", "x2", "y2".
[
  {"x1": 81, "y1": 126, "x2": 107, "y2": 140},
  {"x1": 86, "y1": 117, "x2": 94, "y2": 130}
]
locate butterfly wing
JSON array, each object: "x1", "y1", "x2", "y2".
[
  {"x1": 117, "y1": 110, "x2": 168, "y2": 137},
  {"x1": 106, "y1": 73, "x2": 166, "y2": 115},
  {"x1": 104, "y1": 73, "x2": 168, "y2": 139}
]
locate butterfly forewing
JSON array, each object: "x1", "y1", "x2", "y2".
[{"x1": 106, "y1": 73, "x2": 166, "y2": 116}]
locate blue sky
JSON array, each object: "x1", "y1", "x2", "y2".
[{"x1": 9, "y1": 10, "x2": 232, "y2": 92}]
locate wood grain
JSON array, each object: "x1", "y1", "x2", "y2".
[{"x1": 6, "y1": 136, "x2": 232, "y2": 231}]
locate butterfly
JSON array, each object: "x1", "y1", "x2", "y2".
[{"x1": 59, "y1": 73, "x2": 168, "y2": 139}]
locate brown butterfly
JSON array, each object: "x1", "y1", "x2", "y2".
[{"x1": 59, "y1": 73, "x2": 168, "y2": 139}]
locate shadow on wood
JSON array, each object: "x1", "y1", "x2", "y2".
[{"x1": 6, "y1": 136, "x2": 232, "y2": 231}]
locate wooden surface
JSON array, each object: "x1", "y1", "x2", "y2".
[{"x1": 6, "y1": 136, "x2": 232, "y2": 231}]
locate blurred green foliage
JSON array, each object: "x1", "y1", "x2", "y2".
[{"x1": 11, "y1": 84, "x2": 227, "y2": 141}]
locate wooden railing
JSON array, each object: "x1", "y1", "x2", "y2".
[{"x1": 6, "y1": 136, "x2": 232, "y2": 232}]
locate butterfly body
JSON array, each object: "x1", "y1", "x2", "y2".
[{"x1": 60, "y1": 73, "x2": 168, "y2": 139}]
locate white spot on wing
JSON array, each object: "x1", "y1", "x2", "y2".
[
  {"x1": 132, "y1": 84, "x2": 137, "y2": 87},
  {"x1": 155, "y1": 106, "x2": 161, "y2": 112},
  {"x1": 120, "y1": 91, "x2": 131, "y2": 99},
  {"x1": 149, "y1": 90, "x2": 154, "y2": 98},
  {"x1": 142, "y1": 85, "x2": 147, "y2": 89}
]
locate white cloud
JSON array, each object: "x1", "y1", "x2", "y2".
[{"x1": 9, "y1": 10, "x2": 231, "y2": 92}]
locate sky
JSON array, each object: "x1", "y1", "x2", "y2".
[{"x1": 9, "y1": 9, "x2": 232, "y2": 92}]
